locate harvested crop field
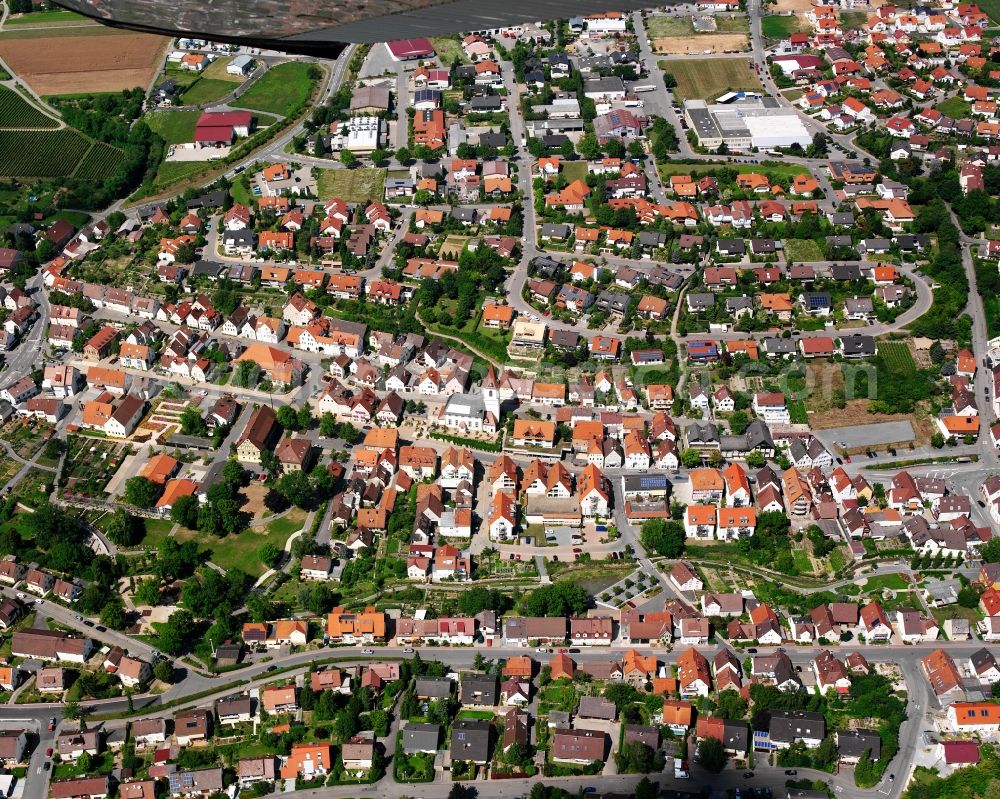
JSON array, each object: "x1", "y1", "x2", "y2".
[
  {"x1": 659, "y1": 57, "x2": 761, "y2": 100},
  {"x1": 0, "y1": 31, "x2": 167, "y2": 95},
  {"x1": 653, "y1": 33, "x2": 749, "y2": 54}
]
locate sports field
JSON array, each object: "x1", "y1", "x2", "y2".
[{"x1": 659, "y1": 57, "x2": 762, "y2": 100}]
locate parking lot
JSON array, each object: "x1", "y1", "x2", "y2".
[{"x1": 818, "y1": 420, "x2": 915, "y2": 450}]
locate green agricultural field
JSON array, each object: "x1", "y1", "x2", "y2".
[
  {"x1": 4, "y1": 8, "x2": 89, "y2": 24},
  {"x1": 180, "y1": 78, "x2": 238, "y2": 106},
  {"x1": 72, "y1": 141, "x2": 126, "y2": 180},
  {"x1": 645, "y1": 15, "x2": 693, "y2": 37},
  {"x1": 783, "y1": 238, "x2": 824, "y2": 262},
  {"x1": 659, "y1": 57, "x2": 761, "y2": 100},
  {"x1": 0, "y1": 129, "x2": 90, "y2": 177},
  {"x1": 761, "y1": 14, "x2": 808, "y2": 38},
  {"x1": 232, "y1": 61, "x2": 317, "y2": 117},
  {"x1": 983, "y1": 0, "x2": 1000, "y2": 23},
  {"x1": 315, "y1": 167, "x2": 387, "y2": 203},
  {"x1": 144, "y1": 109, "x2": 200, "y2": 145},
  {"x1": 0, "y1": 86, "x2": 58, "y2": 129}
]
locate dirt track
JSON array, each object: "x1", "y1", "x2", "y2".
[{"x1": 0, "y1": 31, "x2": 166, "y2": 94}]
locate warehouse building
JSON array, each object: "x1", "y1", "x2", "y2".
[{"x1": 684, "y1": 98, "x2": 812, "y2": 151}]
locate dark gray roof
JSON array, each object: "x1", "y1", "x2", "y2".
[
  {"x1": 402, "y1": 722, "x2": 441, "y2": 754},
  {"x1": 459, "y1": 674, "x2": 498, "y2": 706},
  {"x1": 836, "y1": 729, "x2": 881, "y2": 760},
  {"x1": 415, "y1": 677, "x2": 452, "y2": 699},
  {"x1": 191, "y1": 260, "x2": 225, "y2": 278},
  {"x1": 769, "y1": 710, "x2": 825, "y2": 743},
  {"x1": 550, "y1": 329, "x2": 582, "y2": 350},
  {"x1": 687, "y1": 293, "x2": 715, "y2": 310},
  {"x1": 840, "y1": 334, "x2": 876, "y2": 357},
  {"x1": 597, "y1": 291, "x2": 632, "y2": 314},
  {"x1": 451, "y1": 719, "x2": 491, "y2": 763}
]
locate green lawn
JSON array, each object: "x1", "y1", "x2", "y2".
[
  {"x1": 144, "y1": 110, "x2": 201, "y2": 145},
  {"x1": 263, "y1": 512, "x2": 307, "y2": 539},
  {"x1": 150, "y1": 161, "x2": 209, "y2": 190},
  {"x1": 761, "y1": 15, "x2": 807, "y2": 38},
  {"x1": 180, "y1": 78, "x2": 238, "y2": 105},
  {"x1": 456, "y1": 710, "x2": 495, "y2": 720},
  {"x1": 715, "y1": 14, "x2": 750, "y2": 33},
  {"x1": 202, "y1": 56, "x2": 247, "y2": 83},
  {"x1": 314, "y1": 167, "x2": 387, "y2": 203},
  {"x1": 231, "y1": 180, "x2": 253, "y2": 206},
  {"x1": 538, "y1": 683, "x2": 577, "y2": 713},
  {"x1": 141, "y1": 518, "x2": 175, "y2": 549},
  {"x1": 231, "y1": 61, "x2": 316, "y2": 117},
  {"x1": 863, "y1": 573, "x2": 910, "y2": 592},
  {"x1": 792, "y1": 547, "x2": 813, "y2": 574},
  {"x1": 935, "y1": 96, "x2": 971, "y2": 119},
  {"x1": 783, "y1": 239, "x2": 824, "y2": 263},
  {"x1": 983, "y1": 0, "x2": 1000, "y2": 24},
  {"x1": 658, "y1": 58, "x2": 762, "y2": 100},
  {"x1": 840, "y1": 11, "x2": 869, "y2": 28},
  {"x1": 562, "y1": 160, "x2": 588, "y2": 183},
  {"x1": 173, "y1": 512, "x2": 304, "y2": 577},
  {"x1": 429, "y1": 35, "x2": 467, "y2": 64}
]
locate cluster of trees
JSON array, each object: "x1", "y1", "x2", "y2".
[
  {"x1": 640, "y1": 518, "x2": 685, "y2": 558},
  {"x1": 0, "y1": 503, "x2": 118, "y2": 585},
  {"x1": 63, "y1": 122, "x2": 166, "y2": 210},
  {"x1": 170, "y1": 460, "x2": 248, "y2": 535},
  {"x1": 519, "y1": 580, "x2": 589, "y2": 617},
  {"x1": 737, "y1": 511, "x2": 796, "y2": 573},
  {"x1": 615, "y1": 740, "x2": 665, "y2": 774},
  {"x1": 182, "y1": 567, "x2": 253, "y2": 618},
  {"x1": 806, "y1": 525, "x2": 836, "y2": 558},
  {"x1": 51, "y1": 89, "x2": 146, "y2": 148},
  {"x1": 414, "y1": 245, "x2": 508, "y2": 329},
  {"x1": 103, "y1": 509, "x2": 144, "y2": 548},
  {"x1": 457, "y1": 585, "x2": 514, "y2": 617},
  {"x1": 268, "y1": 464, "x2": 338, "y2": 511}
]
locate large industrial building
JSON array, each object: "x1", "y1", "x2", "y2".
[{"x1": 684, "y1": 97, "x2": 813, "y2": 152}]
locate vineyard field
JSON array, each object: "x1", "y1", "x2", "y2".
[
  {"x1": 73, "y1": 141, "x2": 126, "y2": 180},
  {"x1": 0, "y1": 129, "x2": 90, "y2": 177},
  {"x1": 0, "y1": 86, "x2": 59, "y2": 129},
  {"x1": 878, "y1": 341, "x2": 916, "y2": 373}
]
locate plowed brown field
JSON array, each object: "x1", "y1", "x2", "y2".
[{"x1": 0, "y1": 31, "x2": 166, "y2": 95}]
